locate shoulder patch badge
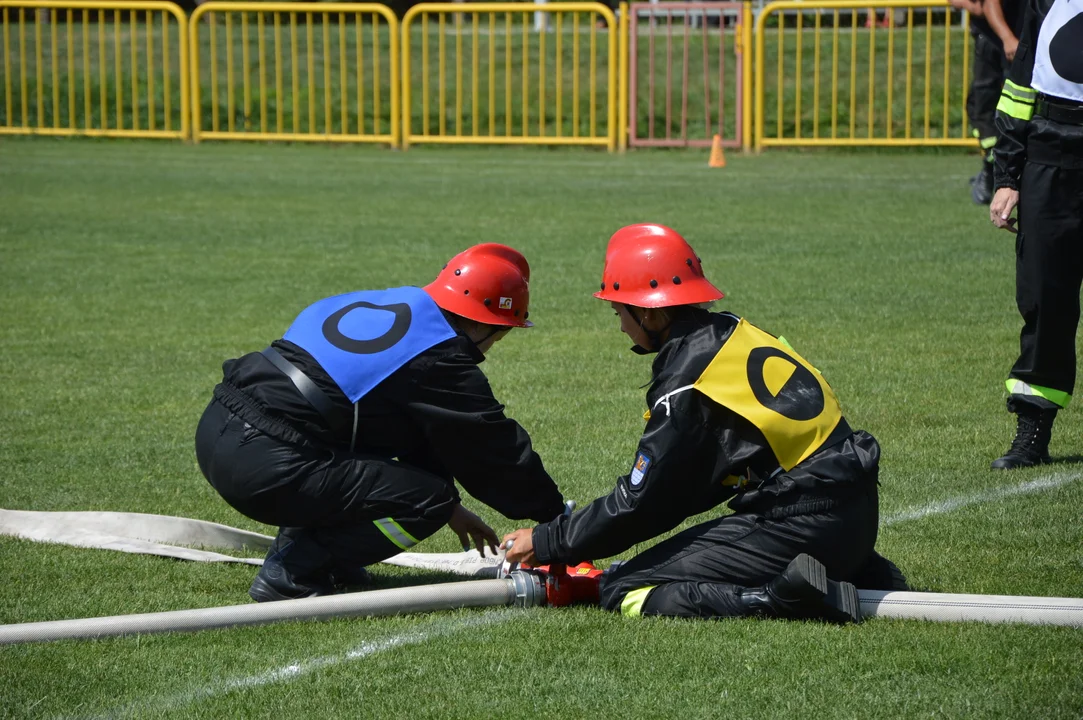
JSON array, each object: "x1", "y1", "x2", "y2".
[{"x1": 630, "y1": 452, "x2": 652, "y2": 487}]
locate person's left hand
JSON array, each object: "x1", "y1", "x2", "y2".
[
  {"x1": 501, "y1": 528, "x2": 537, "y2": 565},
  {"x1": 1003, "y1": 35, "x2": 1019, "y2": 61},
  {"x1": 448, "y1": 503, "x2": 499, "y2": 555},
  {"x1": 990, "y1": 187, "x2": 1020, "y2": 232}
]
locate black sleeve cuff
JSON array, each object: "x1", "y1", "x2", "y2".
[{"x1": 531, "y1": 522, "x2": 555, "y2": 564}]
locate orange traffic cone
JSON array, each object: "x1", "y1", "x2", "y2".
[{"x1": 709, "y1": 134, "x2": 726, "y2": 168}]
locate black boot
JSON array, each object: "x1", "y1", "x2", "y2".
[
  {"x1": 249, "y1": 528, "x2": 336, "y2": 603},
  {"x1": 329, "y1": 566, "x2": 373, "y2": 593},
  {"x1": 970, "y1": 157, "x2": 994, "y2": 205},
  {"x1": 738, "y1": 554, "x2": 862, "y2": 624},
  {"x1": 991, "y1": 399, "x2": 1057, "y2": 470},
  {"x1": 848, "y1": 551, "x2": 909, "y2": 591}
]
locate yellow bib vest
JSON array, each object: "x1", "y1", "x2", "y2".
[{"x1": 693, "y1": 319, "x2": 844, "y2": 471}]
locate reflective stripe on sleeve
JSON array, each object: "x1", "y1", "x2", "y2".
[
  {"x1": 374, "y1": 517, "x2": 420, "y2": 550},
  {"x1": 1006, "y1": 379, "x2": 1071, "y2": 408},
  {"x1": 620, "y1": 586, "x2": 657, "y2": 617},
  {"x1": 997, "y1": 80, "x2": 1037, "y2": 120},
  {"x1": 1003, "y1": 79, "x2": 1037, "y2": 101},
  {"x1": 997, "y1": 94, "x2": 1035, "y2": 120}
]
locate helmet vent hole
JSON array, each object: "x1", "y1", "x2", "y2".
[
  {"x1": 686, "y1": 258, "x2": 693, "y2": 267},
  {"x1": 524, "y1": 312, "x2": 529, "y2": 319},
  {"x1": 613, "y1": 282, "x2": 620, "y2": 290},
  {"x1": 463, "y1": 289, "x2": 470, "y2": 295},
  {"x1": 483, "y1": 298, "x2": 492, "y2": 306},
  {"x1": 514, "y1": 309, "x2": 520, "y2": 316},
  {"x1": 600, "y1": 282, "x2": 605, "y2": 290},
  {"x1": 650, "y1": 279, "x2": 658, "y2": 288},
  {"x1": 454, "y1": 269, "x2": 462, "y2": 276},
  {"x1": 672, "y1": 276, "x2": 682, "y2": 285}
]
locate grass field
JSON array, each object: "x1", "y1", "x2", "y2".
[{"x1": 1, "y1": 138, "x2": 1081, "y2": 719}]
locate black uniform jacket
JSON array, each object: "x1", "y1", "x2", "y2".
[
  {"x1": 532, "y1": 309, "x2": 881, "y2": 565},
  {"x1": 995, "y1": 0, "x2": 1063, "y2": 189},
  {"x1": 211, "y1": 314, "x2": 565, "y2": 525}
]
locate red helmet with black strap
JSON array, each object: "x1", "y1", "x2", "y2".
[
  {"x1": 594, "y1": 224, "x2": 724, "y2": 308},
  {"x1": 424, "y1": 243, "x2": 533, "y2": 328}
]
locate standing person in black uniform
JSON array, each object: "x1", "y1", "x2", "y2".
[
  {"x1": 196, "y1": 244, "x2": 565, "y2": 602},
  {"x1": 503, "y1": 224, "x2": 905, "y2": 623},
  {"x1": 988, "y1": 0, "x2": 1083, "y2": 469},
  {"x1": 952, "y1": 0, "x2": 1022, "y2": 204}
]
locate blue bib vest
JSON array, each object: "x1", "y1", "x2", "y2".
[{"x1": 282, "y1": 286, "x2": 457, "y2": 403}]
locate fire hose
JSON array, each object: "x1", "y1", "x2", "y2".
[
  {"x1": 0, "y1": 562, "x2": 1080, "y2": 645},
  {"x1": 0, "y1": 509, "x2": 1081, "y2": 645}
]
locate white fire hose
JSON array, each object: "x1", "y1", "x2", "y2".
[
  {"x1": 0, "y1": 509, "x2": 1080, "y2": 645},
  {"x1": 0, "y1": 572, "x2": 547, "y2": 645}
]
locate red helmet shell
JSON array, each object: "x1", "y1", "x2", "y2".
[
  {"x1": 594, "y1": 224, "x2": 724, "y2": 308},
  {"x1": 424, "y1": 243, "x2": 533, "y2": 327}
]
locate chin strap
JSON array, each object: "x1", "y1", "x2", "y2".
[
  {"x1": 625, "y1": 304, "x2": 671, "y2": 354},
  {"x1": 470, "y1": 326, "x2": 507, "y2": 355},
  {"x1": 449, "y1": 314, "x2": 504, "y2": 355}
]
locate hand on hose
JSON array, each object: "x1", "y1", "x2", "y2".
[
  {"x1": 448, "y1": 503, "x2": 499, "y2": 556},
  {"x1": 501, "y1": 528, "x2": 537, "y2": 566},
  {"x1": 990, "y1": 188, "x2": 1020, "y2": 232}
]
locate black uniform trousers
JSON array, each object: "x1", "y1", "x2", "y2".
[
  {"x1": 599, "y1": 484, "x2": 879, "y2": 619},
  {"x1": 967, "y1": 33, "x2": 1010, "y2": 146},
  {"x1": 1010, "y1": 115, "x2": 1083, "y2": 408},
  {"x1": 195, "y1": 398, "x2": 458, "y2": 578}
]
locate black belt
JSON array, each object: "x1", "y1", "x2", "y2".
[
  {"x1": 1035, "y1": 95, "x2": 1083, "y2": 125},
  {"x1": 260, "y1": 346, "x2": 340, "y2": 424}
]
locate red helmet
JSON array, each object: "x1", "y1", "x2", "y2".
[
  {"x1": 424, "y1": 243, "x2": 533, "y2": 328},
  {"x1": 594, "y1": 224, "x2": 724, "y2": 308}
]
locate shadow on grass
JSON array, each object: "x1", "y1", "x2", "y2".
[{"x1": 364, "y1": 568, "x2": 500, "y2": 590}]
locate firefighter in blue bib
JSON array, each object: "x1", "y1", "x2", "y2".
[
  {"x1": 195, "y1": 244, "x2": 565, "y2": 602},
  {"x1": 988, "y1": 0, "x2": 1083, "y2": 469},
  {"x1": 503, "y1": 225, "x2": 905, "y2": 623}
]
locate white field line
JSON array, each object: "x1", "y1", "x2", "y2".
[
  {"x1": 79, "y1": 609, "x2": 516, "y2": 720},
  {"x1": 881, "y1": 471, "x2": 1082, "y2": 526}
]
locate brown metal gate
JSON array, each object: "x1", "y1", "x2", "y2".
[{"x1": 628, "y1": 1, "x2": 745, "y2": 147}]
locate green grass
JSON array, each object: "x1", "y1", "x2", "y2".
[{"x1": 1, "y1": 139, "x2": 1082, "y2": 719}]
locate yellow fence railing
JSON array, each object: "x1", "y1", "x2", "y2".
[
  {"x1": 1, "y1": 0, "x2": 982, "y2": 149},
  {"x1": 401, "y1": 2, "x2": 620, "y2": 151},
  {"x1": 0, "y1": 0, "x2": 188, "y2": 138},
  {"x1": 754, "y1": 0, "x2": 973, "y2": 149},
  {"x1": 189, "y1": 2, "x2": 399, "y2": 144}
]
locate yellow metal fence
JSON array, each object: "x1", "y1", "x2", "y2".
[
  {"x1": 754, "y1": 0, "x2": 974, "y2": 148},
  {"x1": 0, "y1": 0, "x2": 188, "y2": 138},
  {"x1": 401, "y1": 2, "x2": 620, "y2": 150},
  {"x1": 1, "y1": 0, "x2": 984, "y2": 149},
  {"x1": 189, "y1": 2, "x2": 398, "y2": 144}
]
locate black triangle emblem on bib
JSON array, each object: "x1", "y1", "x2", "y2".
[
  {"x1": 746, "y1": 347, "x2": 825, "y2": 421},
  {"x1": 1050, "y1": 14, "x2": 1083, "y2": 84}
]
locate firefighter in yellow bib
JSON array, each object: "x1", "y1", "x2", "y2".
[{"x1": 503, "y1": 224, "x2": 905, "y2": 623}]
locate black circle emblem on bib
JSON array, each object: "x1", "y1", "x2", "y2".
[
  {"x1": 746, "y1": 347, "x2": 824, "y2": 421},
  {"x1": 1050, "y1": 15, "x2": 1083, "y2": 84},
  {"x1": 322, "y1": 301, "x2": 412, "y2": 355}
]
